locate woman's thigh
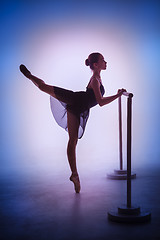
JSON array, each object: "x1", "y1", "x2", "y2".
[{"x1": 67, "y1": 111, "x2": 80, "y2": 141}]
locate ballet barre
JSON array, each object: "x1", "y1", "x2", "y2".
[
  {"x1": 107, "y1": 91, "x2": 136, "y2": 180},
  {"x1": 122, "y1": 91, "x2": 133, "y2": 97},
  {"x1": 108, "y1": 91, "x2": 151, "y2": 223}
]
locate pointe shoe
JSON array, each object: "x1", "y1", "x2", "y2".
[
  {"x1": 19, "y1": 64, "x2": 31, "y2": 77},
  {"x1": 70, "y1": 175, "x2": 81, "y2": 193}
]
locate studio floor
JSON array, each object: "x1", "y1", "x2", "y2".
[{"x1": 1, "y1": 162, "x2": 160, "y2": 240}]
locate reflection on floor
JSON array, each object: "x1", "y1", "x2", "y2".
[{"x1": 1, "y1": 162, "x2": 160, "y2": 240}]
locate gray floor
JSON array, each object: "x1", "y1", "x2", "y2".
[{"x1": 1, "y1": 163, "x2": 160, "y2": 240}]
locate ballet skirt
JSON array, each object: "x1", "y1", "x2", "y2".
[{"x1": 50, "y1": 80, "x2": 105, "y2": 139}]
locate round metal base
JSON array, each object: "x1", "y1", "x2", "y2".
[
  {"x1": 108, "y1": 205, "x2": 151, "y2": 223},
  {"x1": 107, "y1": 169, "x2": 136, "y2": 180}
]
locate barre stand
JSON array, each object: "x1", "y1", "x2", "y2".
[
  {"x1": 107, "y1": 92, "x2": 136, "y2": 180},
  {"x1": 108, "y1": 92, "x2": 151, "y2": 223}
]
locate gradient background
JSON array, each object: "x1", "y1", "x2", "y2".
[
  {"x1": 1, "y1": 0, "x2": 160, "y2": 172},
  {"x1": 1, "y1": 0, "x2": 160, "y2": 238}
]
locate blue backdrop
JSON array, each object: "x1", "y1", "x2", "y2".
[{"x1": 1, "y1": 0, "x2": 160, "y2": 174}]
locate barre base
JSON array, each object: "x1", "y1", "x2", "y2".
[
  {"x1": 107, "y1": 169, "x2": 136, "y2": 180},
  {"x1": 108, "y1": 204, "x2": 151, "y2": 223}
]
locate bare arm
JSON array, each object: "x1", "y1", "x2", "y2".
[{"x1": 90, "y1": 78, "x2": 125, "y2": 107}]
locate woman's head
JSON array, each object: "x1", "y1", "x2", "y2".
[{"x1": 85, "y1": 52, "x2": 107, "y2": 71}]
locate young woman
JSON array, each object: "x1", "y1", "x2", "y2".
[{"x1": 20, "y1": 52, "x2": 125, "y2": 193}]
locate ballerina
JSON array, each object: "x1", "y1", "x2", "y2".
[{"x1": 20, "y1": 52, "x2": 126, "y2": 193}]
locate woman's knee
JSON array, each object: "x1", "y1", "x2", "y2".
[
  {"x1": 38, "y1": 82, "x2": 46, "y2": 91},
  {"x1": 68, "y1": 137, "x2": 78, "y2": 148},
  {"x1": 39, "y1": 83, "x2": 55, "y2": 96}
]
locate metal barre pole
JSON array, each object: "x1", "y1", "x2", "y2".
[
  {"x1": 127, "y1": 94, "x2": 133, "y2": 208},
  {"x1": 118, "y1": 96, "x2": 123, "y2": 170},
  {"x1": 120, "y1": 92, "x2": 133, "y2": 173},
  {"x1": 107, "y1": 91, "x2": 136, "y2": 180},
  {"x1": 122, "y1": 91, "x2": 133, "y2": 97},
  {"x1": 108, "y1": 91, "x2": 151, "y2": 223}
]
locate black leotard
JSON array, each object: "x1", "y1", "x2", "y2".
[{"x1": 50, "y1": 83, "x2": 105, "y2": 139}]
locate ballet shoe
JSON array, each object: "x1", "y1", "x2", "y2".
[
  {"x1": 70, "y1": 174, "x2": 81, "y2": 193},
  {"x1": 19, "y1": 64, "x2": 31, "y2": 77}
]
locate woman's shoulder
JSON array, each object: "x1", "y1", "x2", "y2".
[
  {"x1": 89, "y1": 76, "x2": 101, "y2": 87},
  {"x1": 87, "y1": 77, "x2": 96, "y2": 89}
]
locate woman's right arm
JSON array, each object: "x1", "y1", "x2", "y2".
[{"x1": 91, "y1": 78, "x2": 125, "y2": 107}]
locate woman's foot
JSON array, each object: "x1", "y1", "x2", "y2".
[
  {"x1": 70, "y1": 174, "x2": 81, "y2": 193},
  {"x1": 19, "y1": 64, "x2": 31, "y2": 78}
]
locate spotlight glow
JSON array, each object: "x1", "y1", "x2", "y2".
[
  {"x1": 20, "y1": 24, "x2": 141, "y2": 169},
  {"x1": 1, "y1": 0, "x2": 160, "y2": 174}
]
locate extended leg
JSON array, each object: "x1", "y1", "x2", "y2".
[
  {"x1": 20, "y1": 65, "x2": 75, "y2": 103},
  {"x1": 20, "y1": 64, "x2": 57, "y2": 97},
  {"x1": 67, "y1": 111, "x2": 80, "y2": 193}
]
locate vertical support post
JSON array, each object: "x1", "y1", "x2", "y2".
[
  {"x1": 118, "y1": 96, "x2": 123, "y2": 170},
  {"x1": 108, "y1": 91, "x2": 151, "y2": 223},
  {"x1": 107, "y1": 92, "x2": 136, "y2": 180},
  {"x1": 127, "y1": 94, "x2": 133, "y2": 208}
]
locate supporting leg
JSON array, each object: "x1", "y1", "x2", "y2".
[
  {"x1": 67, "y1": 111, "x2": 80, "y2": 193},
  {"x1": 67, "y1": 138, "x2": 78, "y2": 175},
  {"x1": 20, "y1": 64, "x2": 81, "y2": 192}
]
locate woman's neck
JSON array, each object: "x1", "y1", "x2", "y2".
[{"x1": 92, "y1": 70, "x2": 101, "y2": 81}]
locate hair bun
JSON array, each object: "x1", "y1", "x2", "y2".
[{"x1": 85, "y1": 59, "x2": 90, "y2": 66}]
